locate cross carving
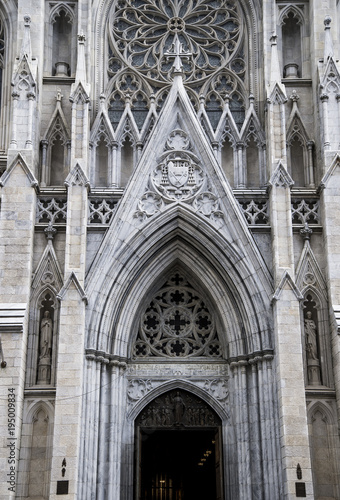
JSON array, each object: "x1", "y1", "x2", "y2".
[
  {"x1": 166, "y1": 310, "x2": 189, "y2": 334},
  {"x1": 164, "y1": 33, "x2": 192, "y2": 74}
]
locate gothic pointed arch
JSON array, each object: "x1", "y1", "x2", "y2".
[
  {"x1": 41, "y1": 91, "x2": 71, "y2": 186},
  {"x1": 307, "y1": 401, "x2": 340, "y2": 499},
  {"x1": 240, "y1": 101, "x2": 266, "y2": 187},
  {"x1": 286, "y1": 91, "x2": 314, "y2": 187},
  {"x1": 17, "y1": 400, "x2": 55, "y2": 499},
  {"x1": 296, "y1": 240, "x2": 333, "y2": 388},
  {"x1": 0, "y1": 2, "x2": 15, "y2": 150},
  {"x1": 90, "y1": 94, "x2": 115, "y2": 187},
  {"x1": 86, "y1": 206, "x2": 273, "y2": 360},
  {"x1": 45, "y1": 2, "x2": 77, "y2": 77},
  {"x1": 27, "y1": 234, "x2": 63, "y2": 387}
]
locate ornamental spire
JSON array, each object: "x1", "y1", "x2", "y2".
[
  {"x1": 323, "y1": 16, "x2": 334, "y2": 63},
  {"x1": 75, "y1": 31, "x2": 87, "y2": 82},
  {"x1": 20, "y1": 15, "x2": 32, "y2": 61}
]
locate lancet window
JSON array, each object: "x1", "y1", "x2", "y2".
[
  {"x1": 41, "y1": 117, "x2": 70, "y2": 186},
  {"x1": 45, "y1": 3, "x2": 76, "y2": 77},
  {"x1": 277, "y1": 4, "x2": 310, "y2": 79}
]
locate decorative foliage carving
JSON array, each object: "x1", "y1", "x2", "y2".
[
  {"x1": 127, "y1": 379, "x2": 153, "y2": 401},
  {"x1": 133, "y1": 272, "x2": 222, "y2": 359},
  {"x1": 135, "y1": 389, "x2": 220, "y2": 427},
  {"x1": 134, "y1": 191, "x2": 163, "y2": 221},
  {"x1": 36, "y1": 198, "x2": 67, "y2": 224}
]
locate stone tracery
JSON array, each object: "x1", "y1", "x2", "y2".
[
  {"x1": 109, "y1": 0, "x2": 242, "y2": 86},
  {"x1": 134, "y1": 272, "x2": 222, "y2": 358}
]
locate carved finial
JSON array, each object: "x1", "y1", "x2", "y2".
[
  {"x1": 78, "y1": 30, "x2": 86, "y2": 43},
  {"x1": 24, "y1": 15, "x2": 31, "y2": 26},
  {"x1": 324, "y1": 16, "x2": 334, "y2": 62},
  {"x1": 324, "y1": 16, "x2": 332, "y2": 28},
  {"x1": 249, "y1": 94, "x2": 255, "y2": 106},
  {"x1": 270, "y1": 32, "x2": 278, "y2": 46},
  {"x1": 44, "y1": 222, "x2": 57, "y2": 242},
  {"x1": 56, "y1": 88, "x2": 63, "y2": 102},
  {"x1": 164, "y1": 33, "x2": 192, "y2": 76},
  {"x1": 290, "y1": 90, "x2": 300, "y2": 103},
  {"x1": 300, "y1": 222, "x2": 313, "y2": 241},
  {"x1": 99, "y1": 93, "x2": 106, "y2": 107},
  {"x1": 75, "y1": 31, "x2": 87, "y2": 82}
]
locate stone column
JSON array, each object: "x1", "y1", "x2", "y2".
[
  {"x1": 320, "y1": 160, "x2": 340, "y2": 445},
  {"x1": 0, "y1": 156, "x2": 37, "y2": 500},
  {"x1": 49, "y1": 278, "x2": 87, "y2": 500},
  {"x1": 272, "y1": 284, "x2": 314, "y2": 499},
  {"x1": 230, "y1": 359, "x2": 251, "y2": 499}
]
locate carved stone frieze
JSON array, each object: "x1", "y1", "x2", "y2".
[{"x1": 135, "y1": 389, "x2": 221, "y2": 428}]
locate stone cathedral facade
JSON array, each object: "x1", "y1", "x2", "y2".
[{"x1": 1, "y1": 0, "x2": 340, "y2": 499}]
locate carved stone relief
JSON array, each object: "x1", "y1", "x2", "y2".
[
  {"x1": 126, "y1": 375, "x2": 229, "y2": 416},
  {"x1": 135, "y1": 389, "x2": 221, "y2": 428},
  {"x1": 134, "y1": 129, "x2": 224, "y2": 227}
]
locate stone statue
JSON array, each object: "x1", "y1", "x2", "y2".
[
  {"x1": 37, "y1": 310, "x2": 53, "y2": 385},
  {"x1": 304, "y1": 310, "x2": 322, "y2": 386},
  {"x1": 304, "y1": 311, "x2": 318, "y2": 361}
]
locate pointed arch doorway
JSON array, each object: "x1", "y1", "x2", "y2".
[{"x1": 135, "y1": 389, "x2": 223, "y2": 500}]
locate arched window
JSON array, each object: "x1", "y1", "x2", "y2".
[
  {"x1": 221, "y1": 135, "x2": 235, "y2": 187},
  {"x1": 308, "y1": 403, "x2": 340, "y2": 500},
  {"x1": 282, "y1": 11, "x2": 302, "y2": 78},
  {"x1": 95, "y1": 136, "x2": 109, "y2": 187},
  {"x1": 278, "y1": 5, "x2": 310, "y2": 79},
  {"x1": 120, "y1": 136, "x2": 134, "y2": 187},
  {"x1": 45, "y1": 3, "x2": 76, "y2": 77}
]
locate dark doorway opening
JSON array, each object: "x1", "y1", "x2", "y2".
[
  {"x1": 138, "y1": 428, "x2": 218, "y2": 500},
  {"x1": 135, "y1": 389, "x2": 223, "y2": 500}
]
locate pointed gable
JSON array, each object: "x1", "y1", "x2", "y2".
[
  {"x1": 0, "y1": 153, "x2": 38, "y2": 189},
  {"x1": 65, "y1": 163, "x2": 90, "y2": 189},
  {"x1": 268, "y1": 160, "x2": 294, "y2": 188}
]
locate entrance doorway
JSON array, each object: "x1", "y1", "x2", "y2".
[{"x1": 135, "y1": 389, "x2": 223, "y2": 500}]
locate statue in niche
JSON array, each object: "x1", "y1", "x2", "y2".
[
  {"x1": 304, "y1": 310, "x2": 322, "y2": 386},
  {"x1": 305, "y1": 311, "x2": 318, "y2": 360},
  {"x1": 37, "y1": 310, "x2": 53, "y2": 385}
]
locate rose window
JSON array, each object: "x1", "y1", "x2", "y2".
[
  {"x1": 133, "y1": 273, "x2": 222, "y2": 358},
  {"x1": 110, "y1": 0, "x2": 242, "y2": 85}
]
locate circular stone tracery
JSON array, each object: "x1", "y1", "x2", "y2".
[{"x1": 110, "y1": 0, "x2": 242, "y2": 85}]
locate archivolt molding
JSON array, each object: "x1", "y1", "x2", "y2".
[
  {"x1": 126, "y1": 378, "x2": 229, "y2": 423},
  {"x1": 85, "y1": 212, "x2": 273, "y2": 359}
]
